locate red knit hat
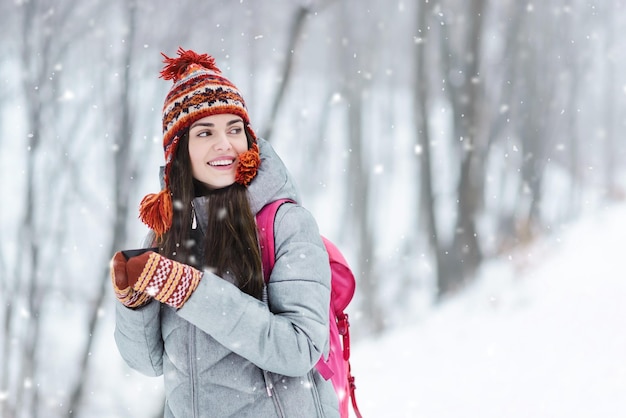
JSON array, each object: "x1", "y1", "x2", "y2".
[{"x1": 139, "y1": 48, "x2": 260, "y2": 238}]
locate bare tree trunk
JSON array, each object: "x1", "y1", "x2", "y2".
[
  {"x1": 346, "y1": 93, "x2": 383, "y2": 334},
  {"x1": 12, "y1": 0, "x2": 49, "y2": 414},
  {"x1": 0, "y1": 5, "x2": 16, "y2": 410},
  {"x1": 561, "y1": 4, "x2": 583, "y2": 219},
  {"x1": 517, "y1": 4, "x2": 559, "y2": 232},
  {"x1": 5, "y1": 0, "x2": 95, "y2": 413},
  {"x1": 261, "y1": 6, "x2": 309, "y2": 141},
  {"x1": 435, "y1": 0, "x2": 487, "y2": 297},
  {"x1": 489, "y1": 0, "x2": 535, "y2": 248},
  {"x1": 65, "y1": 1, "x2": 138, "y2": 415},
  {"x1": 335, "y1": 1, "x2": 383, "y2": 335},
  {"x1": 604, "y1": 0, "x2": 617, "y2": 199},
  {"x1": 413, "y1": 0, "x2": 442, "y2": 297}
]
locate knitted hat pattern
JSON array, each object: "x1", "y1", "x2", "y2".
[{"x1": 139, "y1": 47, "x2": 260, "y2": 238}]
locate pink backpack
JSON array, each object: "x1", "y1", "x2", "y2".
[{"x1": 257, "y1": 199, "x2": 362, "y2": 418}]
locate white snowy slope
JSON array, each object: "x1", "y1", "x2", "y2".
[{"x1": 349, "y1": 204, "x2": 626, "y2": 418}]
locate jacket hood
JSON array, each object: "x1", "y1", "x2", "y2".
[{"x1": 246, "y1": 137, "x2": 301, "y2": 214}]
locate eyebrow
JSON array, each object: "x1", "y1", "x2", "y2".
[{"x1": 190, "y1": 118, "x2": 244, "y2": 129}]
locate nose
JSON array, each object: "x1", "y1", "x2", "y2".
[{"x1": 213, "y1": 132, "x2": 232, "y2": 151}]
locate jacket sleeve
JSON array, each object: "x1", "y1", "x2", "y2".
[
  {"x1": 114, "y1": 298, "x2": 164, "y2": 377},
  {"x1": 177, "y1": 204, "x2": 331, "y2": 377}
]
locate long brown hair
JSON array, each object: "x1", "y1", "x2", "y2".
[{"x1": 156, "y1": 131, "x2": 264, "y2": 300}]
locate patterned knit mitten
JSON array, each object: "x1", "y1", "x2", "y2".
[
  {"x1": 110, "y1": 252, "x2": 152, "y2": 308},
  {"x1": 127, "y1": 251, "x2": 202, "y2": 309}
]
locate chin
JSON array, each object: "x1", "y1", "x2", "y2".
[
  {"x1": 210, "y1": 179, "x2": 237, "y2": 190},
  {"x1": 194, "y1": 177, "x2": 235, "y2": 191}
]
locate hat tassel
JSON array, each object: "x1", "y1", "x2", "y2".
[{"x1": 139, "y1": 189, "x2": 173, "y2": 238}]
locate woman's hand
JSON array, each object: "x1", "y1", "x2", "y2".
[
  {"x1": 110, "y1": 252, "x2": 152, "y2": 308},
  {"x1": 127, "y1": 251, "x2": 203, "y2": 309}
]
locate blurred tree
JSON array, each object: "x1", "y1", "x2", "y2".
[
  {"x1": 260, "y1": 6, "x2": 310, "y2": 141},
  {"x1": 65, "y1": 1, "x2": 142, "y2": 415},
  {"x1": 429, "y1": 0, "x2": 488, "y2": 297},
  {"x1": 3, "y1": 0, "x2": 95, "y2": 416},
  {"x1": 413, "y1": 0, "x2": 441, "y2": 300},
  {"x1": 335, "y1": 0, "x2": 384, "y2": 334}
]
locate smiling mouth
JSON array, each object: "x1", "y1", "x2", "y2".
[{"x1": 208, "y1": 159, "x2": 235, "y2": 167}]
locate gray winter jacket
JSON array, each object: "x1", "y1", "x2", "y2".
[{"x1": 114, "y1": 138, "x2": 339, "y2": 417}]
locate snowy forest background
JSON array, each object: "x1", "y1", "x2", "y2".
[{"x1": 1, "y1": 0, "x2": 625, "y2": 417}]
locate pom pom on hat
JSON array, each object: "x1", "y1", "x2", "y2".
[
  {"x1": 160, "y1": 49, "x2": 220, "y2": 81},
  {"x1": 138, "y1": 48, "x2": 259, "y2": 237}
]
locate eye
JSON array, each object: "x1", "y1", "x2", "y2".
[
  {"x1": 228, "y1": 126, "x2": 243, "y2": 135},
  {"x1": 192, "y1": 129, "x2": 211, "y2": 138}
]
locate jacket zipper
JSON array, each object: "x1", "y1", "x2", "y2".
[
  {"x1": 263, "y1": 370, "x2": 285, "y2": 418},
  {"x1": 307, "y1": 371, "x2": 324, "y2": 417},
  {"x1": 189, "y1": 326, "x2": 198, "y2": 418},
  {"x1": 191, "y1": 201, "x2": 198, "y2": 229}
]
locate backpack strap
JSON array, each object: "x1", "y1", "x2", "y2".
[
  {"x1": 349, "y1": 361, "x2": 363, "y2": 418},
  {"x1": 257, "y1": 198, "x2": 334, "y2": 383},
  {"x1": 257, "y1": 198, "x2": 295, "y2": 284},
  {"x1": 257, "y1": 199, "x2": 363, "y2": 418}
]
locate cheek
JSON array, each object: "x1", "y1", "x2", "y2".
[{"x1": 234, "y1": 137, "x2": 249, "y2": 154}]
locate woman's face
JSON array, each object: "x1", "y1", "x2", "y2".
[{"x1": 187, "y1": 113, "x2": 249, "y2": 189}]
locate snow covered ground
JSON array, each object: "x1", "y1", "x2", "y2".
[{"x1": 349, "y1": 203, "x2": 626, "y2": 417}]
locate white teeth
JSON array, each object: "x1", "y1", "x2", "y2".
[{"x1": 209, "y1": 159, "x2": 234, "y2": 166}]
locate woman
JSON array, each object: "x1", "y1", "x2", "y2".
[{"x1": 110, "y1": 48, "x2": 338, "y2": 417}]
